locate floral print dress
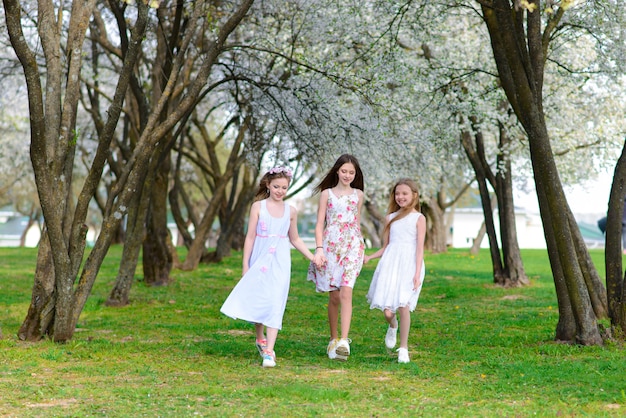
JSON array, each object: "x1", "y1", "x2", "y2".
[
  {"x1": 307, "y1": 189, "x2": 365, "y2": 291},
  {"x1": 220, "y1": 200, "x2": 292, "y2": 330}
]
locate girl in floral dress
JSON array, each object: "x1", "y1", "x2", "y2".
[
  {"x1": 221, "y1": 167, "x2": 319, "y2": 368},
  {"x1": 308, "y1": 154, "x2": 365, "y2": 360}
]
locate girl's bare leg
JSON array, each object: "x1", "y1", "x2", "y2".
[
  {"x1": 255, "y1": 323, "x2": 266, "y2": 342},
  {"x1": 339, "y1": 286, "x2": 353, "y2": 339},
  {"x1": 384, "y1": 309, "x2": 398, "y2": 328},
  {"x1": 328, "y1": 290, "x2": 340, "y2": 340},
  {"x1": 397, "y1": 306, "x2": 411, "y2": 348},
  {"x1": 265, "y1": 327, "x2": 279, "y2": 353}
]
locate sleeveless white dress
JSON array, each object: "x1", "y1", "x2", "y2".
[
  {"x1": 220, "y1": 200, "x2": 292, "y2": 329},
  {"x1": 366, "y1": 212, "x2": 425, "y2": 313}
]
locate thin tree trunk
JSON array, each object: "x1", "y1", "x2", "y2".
[
  {"x1": 470, "y1": 221, "x2": 486, "y2": 255},
  {"x1": 106, "y1": 172, "x2": 150, "y2": 306},
  {"x1": 461, "y1": 128, "x2": 505, "y2": 283},
  {"x1": 364, "y1": 199, "x2": 385, "y2": 248},
  {"x1": 422, "y1": 197, "x2": 447, "y2": 253},
  {"x1": 496, "y1": 123, "x2": 528, "y2": 287},
  {"x1": 606, "y1": 140, "x2": 626, "y2": 334},
  {"x1": 143, "y1": 154, "x2": 173, "y2": 286}
]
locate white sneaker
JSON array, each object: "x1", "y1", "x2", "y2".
[
  {"x1": 262, "y1": 350, "x2": 276, "y2": 368},
  {"x1": 397, "y1": 347, "x2": 410, "y2": 363},
  {"x1": 385, "y1": 326, "x2": 398, "y2": 349},
  {"x1": 335, "y1": 338, "x2": 351, "y2": 359},
  {"x1": 327, "y1": 338, "x2": 346, "y2": 360}
]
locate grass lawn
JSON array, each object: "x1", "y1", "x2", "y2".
[{"x1": 0, "y1": 246, "x2": 624, "y2": 417}]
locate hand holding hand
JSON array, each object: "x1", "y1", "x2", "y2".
[{"x1": 313, "y1": 251, "x2": 327, "y2": 269}]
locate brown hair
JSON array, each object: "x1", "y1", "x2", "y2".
[
  {"x1": 254, "y1": 168, "x2": 292, "y2": 201},
  {"x1": 382, "y1": 178, "x2": 420, "y2": 242},
  {"x1": 313, "y1": 154, "x2": 364, "y2": 194}
]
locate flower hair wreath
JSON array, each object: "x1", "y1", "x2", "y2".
[{"x1": 268, "y1": 166, "x2": 293, "y2": 177}]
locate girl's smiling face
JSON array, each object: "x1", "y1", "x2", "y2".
[
  {"x1": 336, "y1": 163, "x2": 356, "y2": 187},
  {"x1": 394, "y1": 184, "x2": 415, "y2": 208},
  {"x1": 268, "y1": 177, "x2": 289, "y2": 201}
]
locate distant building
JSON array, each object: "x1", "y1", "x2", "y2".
[
  {"x1": 449, "y1": 207, "x2": 605, "y2": 249},
  {"x1": 0, "y1": 206, "x2": 41, "y2": 247}
]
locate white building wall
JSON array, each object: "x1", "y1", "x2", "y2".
[{"x1": 447, "y1": 208, "x2": 547, "y2": 249}]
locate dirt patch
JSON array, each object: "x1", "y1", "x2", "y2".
[
  {"x1": 501, "y1": 294, "x2": 528, "y2": 300},
  {"x1": 25, "y1": 398, "x2": 78, "y2": 408}
]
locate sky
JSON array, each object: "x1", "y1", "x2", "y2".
[{"x1": 516, "y1": 171, "x2": 612, "y2": 216}]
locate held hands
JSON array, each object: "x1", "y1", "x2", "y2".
[{"x1": 313, "y1": 248, "x2": 327, "y2": 269}]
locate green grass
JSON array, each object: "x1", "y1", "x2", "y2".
[{"x1": 0, "y1": 246, "x2": 624, "y2": 417}]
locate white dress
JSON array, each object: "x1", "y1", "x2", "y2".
[
  {"x1": 220, "y1": 200, "x2": 292, "y2": 330},
  {"x1": 366, "y1": 212, "x2": 425, "y2": 313}
]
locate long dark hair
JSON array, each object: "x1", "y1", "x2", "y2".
[
  {"x1": 254, "y1": 167, "x2": 292, "y2": 201},
  {"x1": 313, "y1": 154, "x2": 364, "y2": 194},
  {"x1": 382, "y1": 178, "x2": 420, "y2": 241}
]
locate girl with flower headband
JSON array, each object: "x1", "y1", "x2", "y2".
[
  {"x1": 307, "y1": 154, "x2": 365, "y2": 361},
  {"x1": 221, "y1": 166, "x2": 320, "y2": 368}
]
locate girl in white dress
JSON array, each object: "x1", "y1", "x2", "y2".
[
  {"x1": 221, "y1": 167, "x2": 319, "y2": 368},
  {"x1": 364, "y1": 178, "x2": 426, "y2": 363}
]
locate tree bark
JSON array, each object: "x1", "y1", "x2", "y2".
[
  {"x1": 460, "y1": 127, "x2": 505, "y2": 283},
  {"x1": 495, "y1": 122, "x2": 528, "y2": 287},
  {"x1": 211, "y1": 171, "x2": 257, "y2": 262},
  {"x1": 422, "y1": 197, "x2": 447, "y2": 253},
  {"x1": 143, "y1": 155, "x2": 174, "y2": 286},
  {"x1": 105, "y1": 169, "x2": 150, "y2": 307},
  {"x1": 481, "y1": 0, "x2": 604, "y2": 344},
  {"x1": 11, "y1": 0, "x2": 254, "y2": 341},
  {"x1": 606, "y1": 140, "x2": 626, "y2": 334},
  {"x1": 6, "y1": 0, "x2": 145, "y2": 341}
]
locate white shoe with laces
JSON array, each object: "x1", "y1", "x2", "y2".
[
  {"x1": 385, "y1": 326, "x2": 398, "y2": 349},
  {"x1": 397, "y1": 347, "x2": 410, "y2": 363},
  {"x1": 262, "y1": 350, "x2": 276, "y2": 368}
]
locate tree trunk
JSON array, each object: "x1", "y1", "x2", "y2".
[
  {"x1": 460, "y1": 127, "x2": 505, "y2": 283},
  {"x1": 481, "y1": 0, "x2": 604, "y2": 344},
  {"x1": 143, "y1": 155, "x2": 173, "y2": 286},
  {"x1": 210, "y1": 179, "x2": 256, "y2": 262},
  {"x1": 363, "y1": 199, "x2": 385, "y2": 248},
  {"x1": 180, "y1": 117, "x2": 252, "y2": 270},
  {"x1": 12, "y1": 0, "x2": 253, "y2": 342},
  {"x1": 422, "y1": 197, "x2": 447, "y2": 253},
  {"x1": 495, "y1": 122, "x2": 528, "y2": 287},
  {"x1": 18, "y1": 231, "x2": 56, "y2": 341},
  {"x1": 106, "y1": 171, "x2": 151, "y2": 306},
  {"x1": 470, "y1": 221, "x2": 486, "y2": 255},
  {"x1": 7, "y1": 0, "x2": 143, "y2": 342},
  {"x1": 606, "y1": 140, "x2": 626, "y2": 334}
]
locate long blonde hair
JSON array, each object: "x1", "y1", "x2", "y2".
[{"x1": 382, "y1": 178, "x2": 420, "y2": 242}]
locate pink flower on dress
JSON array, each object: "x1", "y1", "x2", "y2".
[
  {"x1": 260, "y1": 266, "x2": 268, "y2": 273},
  {"x1": 260, "y1": 221, "x2": 268, "y2": 232},
  {"x1": 269, "y1": 247, "x2": 276, "y2": 254}
]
